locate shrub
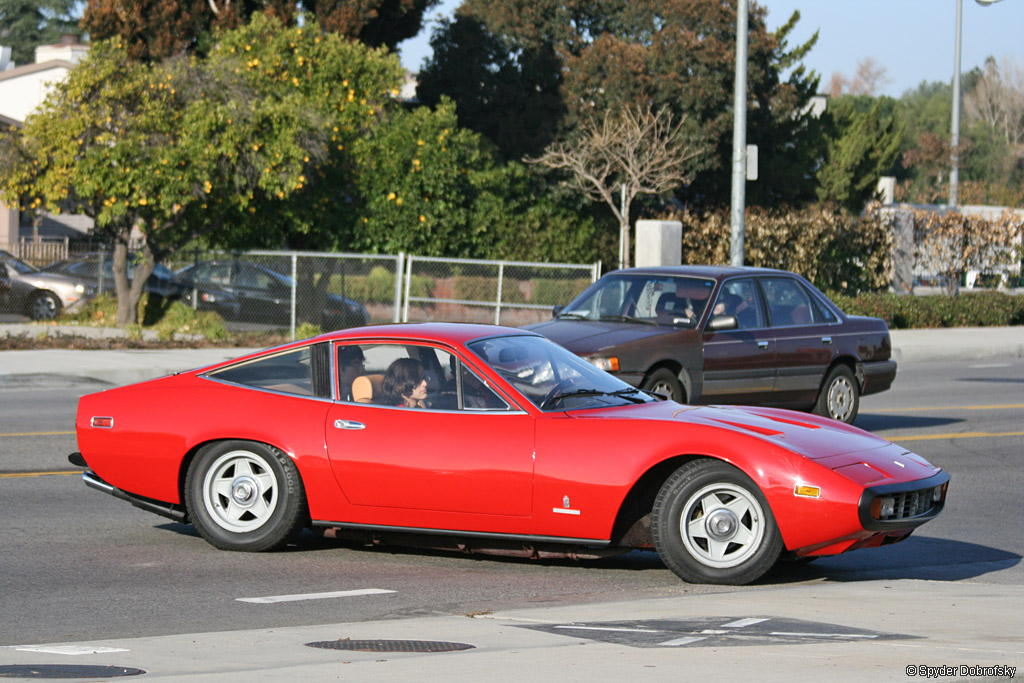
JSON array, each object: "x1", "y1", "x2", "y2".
[
  {"x1": 453, "y1": 276, "x2": 526, "y2": 304},
  {"x1": 830, "y1": 291, "x2": 1024, "y2": 329},
  {"x1": 530, "y1": 278, "x2": 593, "y2": 306},
  {"x1": 327, "y1": 266, "x2": 433, "y2": 304}
]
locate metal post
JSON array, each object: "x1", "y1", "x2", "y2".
[
  {"x1": 495, "y1": 263, "x2": 505, "y2": 325},
  {"x1": 951, "y1": 0, "x2": 963, "y2": 207},
  {"x1": 393, "y1": 252, "x2": 405, "y2": 323},
  {"x1": 402, "y1": 255, "x2": 413, "y2": 323},
  {"x1": 290, "y1": 252, "x2": 297, "y2": 340},
  {"x1": 730, "y1": 0, "x2": 749, "y2": 267}
]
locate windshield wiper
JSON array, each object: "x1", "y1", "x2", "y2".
[
  {"x1": 546, "y1": 387, "x2": 645, "y2": 408},
  {"x1": 609, "y1": 387, "x2": 647, "y2": 403},
  {"x1": 598, "y1": 315, "x2": 657, "y2": 326}
]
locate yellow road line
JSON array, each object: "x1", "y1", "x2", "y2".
[
  {"x1": 870, "y1": 404, "x2": 1024, "y2": 413},
  {"x1": 884, "y1": 431, "x2": 1024, "y2": 442},
  {"x1": 0, "y1": 430, "x2": 76, "y2": 437},
  {"x1": 0, "y1": 470, "x2": 81, "y2": 478}
]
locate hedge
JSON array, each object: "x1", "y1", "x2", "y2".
[{"x1": 831, "y1": 291, "x2": 1024, "y2": 328}]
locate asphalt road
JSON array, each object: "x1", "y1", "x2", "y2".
[{"x1": 0, "y1": 357, "x2": 1021, "y2": 647}]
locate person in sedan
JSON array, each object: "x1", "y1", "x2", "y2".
[
  {"x1": 337, "y1": 345, "x2": 366, "y2": 401},
  {"x1": 380, "y1": 358, "x2": 429, "y2": 408}
]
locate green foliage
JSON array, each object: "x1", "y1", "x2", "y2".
[
  {"x1": 295, "y1": 322, "x2": 322, "y2": 340},
  {"x1": 831, "y1": 291, "x2": 1024, "y2": 329},
  {"x1": 453, "y1": 276, "x2": 526, "y2": 304},
  {"x1": 351, "y1": 98, "x2": 496, "y2": 257},
  {"x1": 816, "y1": 96, "x2": 903, "y2": 211},
  {"x1": 153, "y1": 301, "x2": 228, "y2": 341}
]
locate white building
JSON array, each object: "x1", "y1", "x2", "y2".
[{"x1": 0, "y1": 35, "x2": 91, "y2": 251}]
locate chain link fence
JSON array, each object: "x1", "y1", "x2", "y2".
[{"x1": 40, "y1": 248, "x2": 599, "y2": 337}]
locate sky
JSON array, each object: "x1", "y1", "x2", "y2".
[{"x1": 397, "y1": 0, "x2": 1024, "y2": 98}]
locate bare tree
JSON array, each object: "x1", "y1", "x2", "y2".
[
  {"x1": 965, "y1": 55, "x2": 1024, "y2": 147},
  {"x1": 528, "y1": 105, "x2": 704, "y2": 268},
  {"x1": 849, "y1": 58, "x2": 889, "y2": 96}
]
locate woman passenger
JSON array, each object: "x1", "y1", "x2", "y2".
[{"x1": 380, "y1": 358, "x2": 429, "y2": 408}]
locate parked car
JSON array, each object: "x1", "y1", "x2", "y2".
[
  {"x1": 71, "y1": 323, "x2": 948, "y2": 585},
  {"x1": 524, "y1": 266, "x2": 897, "y2": 424},
  {"x1": 42, "y1": 254, "x2": 241, "y2": 319},
  {"x1": 0, "y1": 249, "x2": 95, "y2": 320},
  {"x1": 176, "y1": 260, "x2": 368, "y2": 329}
]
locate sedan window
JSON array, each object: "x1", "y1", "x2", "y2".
[
  {"x1": 709, "y1": 279, "x2": 764, "y2": 330},
  {"x1": 560, "y1": 274, "x2": 713, "y2": 327},
  {"x1": 761, "y1": 277, "x2": 837, "y2": 326}
]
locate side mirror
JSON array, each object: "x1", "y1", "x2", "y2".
[
  {"x1": 552, "y1": 305, "x2": 564, "y2": 318},
  {"x1": 707, "y1": 315, "x2": 738, "y2": 332}
]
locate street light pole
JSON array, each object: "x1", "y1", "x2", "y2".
[
  {"x1": 952, "y1": 0, "x2": 1006, "y2": 207},
  {"x1": 729, "y1": 0, "x2": 749, "y2": 267},
  {"x1": 950, "y1": 0, "x2": 963, "y2": 206}
]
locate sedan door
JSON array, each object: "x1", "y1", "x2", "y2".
[
  {"x1": 759, "y1": 276, "x2": 840, "y2": 408},
  {"x1": 700, "y1": 277, "x2": 776, "y2": 405}
]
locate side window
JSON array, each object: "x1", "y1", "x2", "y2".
[
  {"x1": 761, "y1": 277, "x2": 837, "y2": 326},
  {"x1": 710, "y1": 279, "x2": 764, "y2": 329},
  {"x1": 336, "y1": 342, "x2": 511, "y2": 411},
  {"x1": 460, "y1": 364, "x2": 511, "y2": 411},
  {"x1": 208, "y1": 346, "x2": 315, "y2": 396}
]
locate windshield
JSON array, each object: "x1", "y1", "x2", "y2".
[
  {"x1": 468, "y1": 335, "x2": 657, "y2": 411},
  {"x1": 0, "y1": 252, "x2": 37, "y2": 275},
  {"x1": 559, "y1": 274, "x2": 715, "y2": 328}
]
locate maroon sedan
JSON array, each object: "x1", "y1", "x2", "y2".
[{"x1": 524, "y1": 266, "x2": 896, "y2": 424}]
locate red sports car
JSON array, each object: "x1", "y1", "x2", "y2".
[{"x1": 71, "y1": 323, "x2": 949, "y2": 585}]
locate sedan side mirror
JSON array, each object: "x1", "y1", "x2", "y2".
[
  {"x1": 552, "y1": 305, "x2": 564, "y2": 318},
  {"x1": 707, "y1": 315, "x2": 738, "y2": 332}
]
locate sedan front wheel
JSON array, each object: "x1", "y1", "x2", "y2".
[{"x1": 185, "y1": 440, "x2": 308, "y2": 552}]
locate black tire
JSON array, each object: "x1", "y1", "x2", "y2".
[
  {"x1": 185, "y1": 440, "x2": 308, "y2": 552},
  {"x1": 813, "y1": 365, "x2": 859, "y2": 424},
  {"x1": 651, "y1": 459, "x2": 783, "y2": 585},
  {"x1": 641, "y1": 368, "x2": 684, "y2": 402},
  {"x1": 27, "y1": 291, "x2": 61, "y2": 321}
]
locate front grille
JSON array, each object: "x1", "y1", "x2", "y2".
[{"x1": 880, "y1": 488, "x2": 935, "y2": 520}]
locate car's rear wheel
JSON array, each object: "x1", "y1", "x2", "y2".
[
  {"x1": 27, "y1": 291, "x2": 60, "y2": 320},
  {"x1": 185, "y1": 440, "x2": 308, "y2": 551},
  {"x1": 814, "y1": 365, "x2": 859, "y2": 424},
  {"x1": 651, "y1": 459, "x2": 782, "y2": 585},
  {"x1": 641, "y1": 368, "x2": 684, "y2": 402}
]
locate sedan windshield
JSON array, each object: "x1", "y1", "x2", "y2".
[
  {"x1": 468, "y1": 335, "x2": 656, "y2": 411},
  {"x1": 560, "y1": 274, "x2": 715, "y2": 328}
]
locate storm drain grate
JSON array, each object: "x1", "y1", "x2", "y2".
[
  {"x1": 0, "y1": 664, "x2": 145, "y2": 679},
  {"x1": 306, "y1": 639, "x2": 475, "y2": 653}
]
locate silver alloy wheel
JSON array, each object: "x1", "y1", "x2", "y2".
[
  {"x1": 202, "y1": 449, "x2": 280, "y2": 533},
  {"x1": 826, "y1": 374, "x2": 855, "y2": 422},
  {"x1": 678, "y1": 482, "x2": 766, "y2": 569},
  {"x1": 649, "y1": 378, "x2": 676, "y2": 399}
]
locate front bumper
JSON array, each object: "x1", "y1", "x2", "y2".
[{"x1": 857, "y1": 470, "x2": 950, "y2": 531}]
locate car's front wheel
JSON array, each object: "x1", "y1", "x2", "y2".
[
  {"x1": 641, "y1": 368, "x2": 684, "y2": 402},
  {"x1": 814, "y1": 365, "x2": 859, "y2": 424},
  {"x1": 185, "y1": 440, "x2": 308, "y2": 552},
  {"x1": 27, "y1": 291, "x2": 61, "y2": 320},
  {"x1": 651, "y1": 459, "x2": 782, "y2": 585}
]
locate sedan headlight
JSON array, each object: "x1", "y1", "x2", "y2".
[{"x1": 589, "y1": 357, "x2": 619, "y2": 372}]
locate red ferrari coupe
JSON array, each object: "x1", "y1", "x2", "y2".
[{"x1": 71, "y1": 323, "x2": 949, "y2": 585}]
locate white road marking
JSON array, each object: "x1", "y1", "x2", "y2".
[
  {"x1": 770, "y1": 631, "x2": 878, "y2": 639},
  {"x1": 237, "y1": 588, "x2": 395, "y2": 604},
  {"x1": 969, "y1": 363, "x2": 1011, "y2": 368},
  {"x1": 722, "y1": 617, "x2": 769, "y2": 628},
  {"x1": 661, "y1": 636, "x2": 707, "y2": 646},
  {"x1": 554, "y1": 625, "x2": 663, "y2": 634},
  {"x1": 13, "y1": 646, "x2": 129, "y2": 655}
]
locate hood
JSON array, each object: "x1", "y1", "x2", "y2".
[
  {"x1": 568, "y1": 401, "x2": 941, "y2": 484},
  {"x1": 17, "y1": 271, "x2": 86, "y2": 291},
  {"x1": 524, "y1": 319, "x2": 679, "y2": 356}
]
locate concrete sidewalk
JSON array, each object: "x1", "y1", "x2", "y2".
[{"x1": 1, "y1": 580, "x2": 1020, "y2": 682}]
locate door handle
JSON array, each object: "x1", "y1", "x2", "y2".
[
  {"x1": 334, "y1": 419, "x2": 365, "y2": 430},
  {"x1": 757, "y1": 341, "x2": 769, "y2": 349},
  {"x1": 821, "y1": 336, "x2": 833, "y2": 345}
]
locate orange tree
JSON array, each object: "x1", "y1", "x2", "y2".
[{"x1": 0, "y1": 14, "x2": 403, "y2": 325}]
